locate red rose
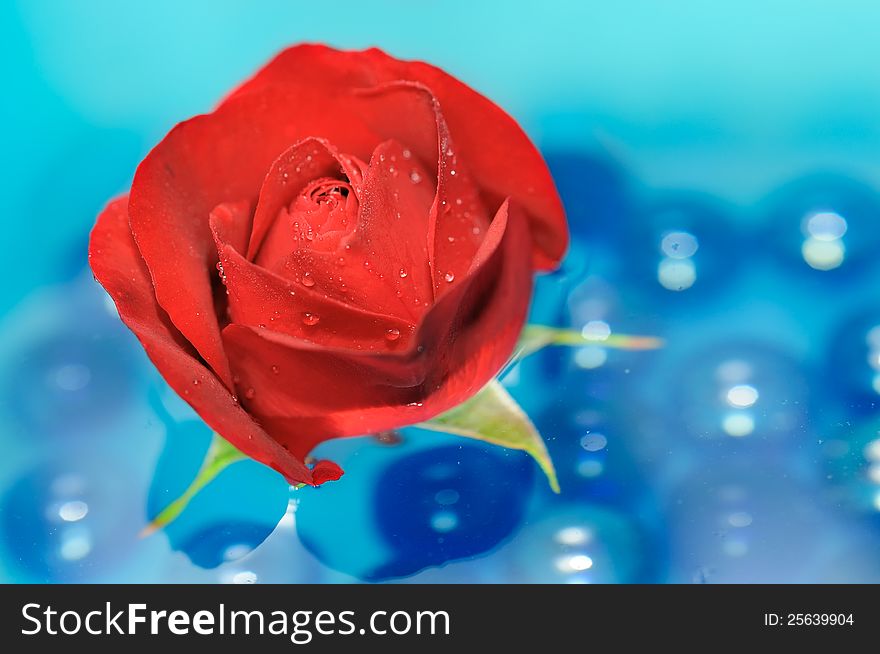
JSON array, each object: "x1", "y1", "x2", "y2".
[{"x1": 89, "y1": 45, "x2": 567, "y2": 487}]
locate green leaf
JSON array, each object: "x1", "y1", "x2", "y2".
[
  {"x1": 419, "y1": 379, "x2": 560, "y2": 493},
  {"x1": 516, "y1": 324, "x2": 664, "y2": 360},
  {"x1": 141, "y1": 433, "x2": 246, "y2": 537}
]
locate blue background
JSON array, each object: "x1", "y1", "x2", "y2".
[{"x1": 3, "y1": 0, "x2": 880, "y2": 583}]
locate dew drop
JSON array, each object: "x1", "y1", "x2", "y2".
[
  {"x1": 410, "y1": 170, "x2": 422, "y2": 184},
  {"x1": 402, "y1": 149, "x2": 412, "y2": 159},
  {"x1": 192, "y1": 379, "x2": 200, "y2": 386},
  {"x1": 444, "y1": 272, "x2": 455, "y2": 283},
  {"x1": 244, "y1": 387, "x2": 256, "y2": 400},
  {"x1": 301, "y1": 272, "x2": 315, "y2": 287},
  {"x1": 271, "y1": 365, "x2": 280, "y2": 375},
  {"x1": 399, "y1": 268, "x2": 408, "y2": 278},
  {"x1": 302, "y1": 312, "x2": 320, "y2": 326},
  {"x1": 385, "y1": 328, "x2": 401, "y2": 342}
]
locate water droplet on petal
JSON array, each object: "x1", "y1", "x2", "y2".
[
  {"x1": 301, "y1": 272, "x2": 315, "y2": 287},
  {"x1": 302, "y1": 312, "x2": 320, "y2": 326},
  {"x1": 410, "y1": 170, "x2": 422, "y2": 184},
  {"x1": 399, "y1": 268, "x2": 408, "y2": 278},
  {"x1": 385, "y1": 328, "x2": 401, "y2": 342},
  {"x1": 271, "y1": 365, "x2": 280, "y2": 375},
  {"x1": 244, "y1": 387, "x2": 256, "y2": 400},
  {"x1": 444, "y1": 272, "x2": 455, "y2": 283}
]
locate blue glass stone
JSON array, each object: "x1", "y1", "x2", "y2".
[
  {"x1": 296, "y1": 433, "x2": 533, "y2": 581},
  {"x1": 500, "y1": 503, "x2": 663, "y2": 583},
  {"x1": 0, "y1": 275, "x2": 145, "y2": 442},
  {"x1": 760, "y1": 173, "x2": 880, "y2": 278},
  {"x1": 0, "y1": 456, "x2": 141, "y2": 582},
  {"x1": 664, "y1": 462, "x2": 880, "y2": 582},
  {"x1": 822, "y1": 417, "x2": 880, "y2": 519},
  {"x1": 626, "y1": 193, "x2": 740, "y2": 303},
  {"x1": 823, "y1": 307, "x2": 880, "y2": 415},
  {"x1": 667, "y1": 341, "x2": 811, "y2": 448}
]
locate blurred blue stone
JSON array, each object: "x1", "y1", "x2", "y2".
[
  {"x1": 0, "y1": 276, "x2": 143, "y2": 441},
  {"x1": 664, "y1": 462, "x2": 880, "y2": 583},
  {"x1": 500, "y1": 503, "x2": 663, "y2": 583},
  {"x1": 297, "y1": 433, "x2": 533, "y2": 581},
  {"x1": 370, "y1": 444, "x2": 532, "y2": 579},
  {"x1": 822, "y1": 417, "x2": 880, "y2": 520},
  {"x1": 823, "y1": 307, "x2": 880, "y2": 415},
  {"x1": 0, "y1": 455, "x2": 142, "y2": 582},
  {"x1": 627, "y1": 193, "x2": 741, "y2": 303},
  {"x1": 761, "y1": 173, "x2": 880, "y2": 278},
  {"x1": 669, "y1": 341, "x2": 812, "y2": 449}
]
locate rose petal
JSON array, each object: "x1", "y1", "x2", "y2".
[
  {"x1": 223, "y1": 44, "x2": 568, "y2": 269},
  {"x1": 284, "y1": 139, "x2": 437, "y2": 321},
  {"x1": 220, "y1": 199, "x2": 531, "y2": 451},
  {"x1": 128, "y1": 85, "x2": 380, "y2": 389},
  {"x1": 90, "y1": 196, "x2": 341, "y2": 486},
  {"x1": 348, "y1": 81, "x2": 492, "y2": 296},
  {"x1": 248, "y1": 137, "x2": 366, "y2": 264},
  {"x1": 213, "y1": 221, "x2": 415, "y2": 351},
  {"x1": 209, "y1": 200, "x2": 252, "y2": 263}
]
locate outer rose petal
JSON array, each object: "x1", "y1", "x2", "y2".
[
  {"x1": 223, "y1": 44, "x2": 568, "y2": 269},
  {"x1": 221, "y1": 199, "x2": 531, "y2": 455},
  {"x1": 127, "y1": 85, "x2": 380, "y2": 389},
  {"x1": 89, "y1": 196, "x2": 342, "y2": 487}
]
